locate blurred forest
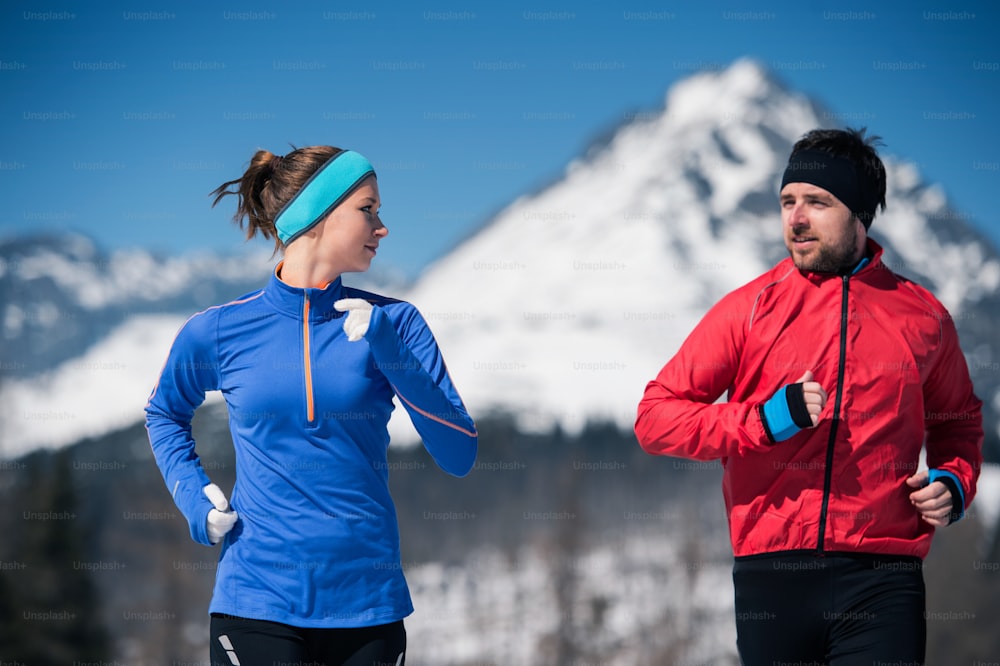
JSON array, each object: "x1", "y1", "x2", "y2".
[{"x1": 0, "y1": 407, "x2": 998, "y2": 664}]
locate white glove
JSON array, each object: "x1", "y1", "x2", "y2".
[
  {"x1": 204, "y1": 483, "x2": 238, "y2": 545},
  {"x1": 334, "y1": 298, "x2": 374, "y2": 342}
]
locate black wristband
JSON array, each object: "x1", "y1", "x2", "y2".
[
  {"x1": 784, "y1": 383, "x2": 814, "y2": 429},
  {"x1": 934, "y1": 475, "x2": 965, "y2": 524}
]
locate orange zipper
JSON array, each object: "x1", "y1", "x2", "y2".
[{"x1": 302, "y1": 295, "x2": 315, "y2": 423}]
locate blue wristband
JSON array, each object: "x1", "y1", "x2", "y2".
[{"x1": 762, "y1": 386, "x2": 801, "y2": 441}]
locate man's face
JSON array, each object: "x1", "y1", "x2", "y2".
[{"x1": 780, "y1": 182, "x2": 866, "y2": 273}]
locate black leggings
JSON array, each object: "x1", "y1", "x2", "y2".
[
  {"x1": 733, "y1": 553, "x2": 926, "y2": 666},
  {"x1": 210, "y1": 613, "x2": 406, "y2": 666}
]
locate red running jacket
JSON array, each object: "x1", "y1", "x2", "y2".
[{"x1": 635, "y1": 240, "x2": 983, "y2": 559}]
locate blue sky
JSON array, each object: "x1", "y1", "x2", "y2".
[{"x1": 1, "y1": 1, "x2": 997, "y2": 278}]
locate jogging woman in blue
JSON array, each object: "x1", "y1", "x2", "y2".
[{"x1": 145, "y1": 146, "x2": 478, "y2": 665}]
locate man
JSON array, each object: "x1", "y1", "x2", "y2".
[{"x1": 634, "y1": 128, "x2": 982, "y2": 665}]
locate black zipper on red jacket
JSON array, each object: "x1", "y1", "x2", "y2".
[{"x1": 816, "y1": 274, "x2": 850, "y2": 553}]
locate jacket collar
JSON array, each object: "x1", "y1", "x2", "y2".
[
  {"x1": 263, "y1": 262, "x2": 346, "y2": 321},
  {"x1": 850, "y1": 238, "x2": 885, "y2": 276}
]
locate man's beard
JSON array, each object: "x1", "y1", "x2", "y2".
[{"x1": 788, "y1": 225, "x2": 861, "y2": 273}]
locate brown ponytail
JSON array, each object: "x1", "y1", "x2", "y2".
[{"x1": 211, "y1": 145, "x2": 342, "y2": 253}]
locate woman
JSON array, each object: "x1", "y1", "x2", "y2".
[{"x1": 145, "y1": 146, "x2": 478, "y2": 665}]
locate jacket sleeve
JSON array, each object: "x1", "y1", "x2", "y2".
[
  {"x1": 364, "y1": 304, "x2": 478, "y2": 477},
  {"x1": 144, "y1": 310, "x2": 221, "y2": 545},
  {"x1": 634, "y1": 293, "x2": 775, "y2": 461},
  {"x1": 922, "y1": 312, "x2": 983, "y2": 512}
]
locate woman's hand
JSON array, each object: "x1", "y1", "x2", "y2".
[
  {"x1": 334, "y1": 298, "x2": 374, "y2": 342},
  {"x1": 204, "y1": 483, "x2": 238, "y2": 544}
]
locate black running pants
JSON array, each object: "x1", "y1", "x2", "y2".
[
  {"x1": 733, "y1": 553, "x2": 925, "y2": 666},
  {"x1": 210, "y1": 613, "x2": 406, "y2": 666}
]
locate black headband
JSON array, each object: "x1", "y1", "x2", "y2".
[{"x1": 780, "y1": 149, "x2": 878, "y2": 227}]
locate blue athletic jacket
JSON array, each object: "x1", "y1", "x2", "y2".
[{"x1": 145, "y1": 267, "x2": 478, "y2": 627}]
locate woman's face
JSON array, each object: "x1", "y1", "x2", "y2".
[{"x1": 310, "y1": 175, "x2": 387, "y2": 274}]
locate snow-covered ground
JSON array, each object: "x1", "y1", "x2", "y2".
[{"x1": 404, "y1": 533, "x2": 738, "y2": 665}]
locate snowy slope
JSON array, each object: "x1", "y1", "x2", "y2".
[
  {"x1": 0, "y1": 233, "x2": 273, "y2": 456},
  {"x1": 0, "y1": 234, "x2": 401, "y2": 455},
  {"x1": 0, "y1": 314, "x2": 209, "y2": 457}
]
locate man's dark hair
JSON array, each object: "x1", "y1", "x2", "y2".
[{"x1": 790, "y1": 127, "x2": 887, "y2": 227}]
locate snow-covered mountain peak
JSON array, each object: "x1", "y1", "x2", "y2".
[
  {"x1": 403, "y1": 60, "x2": 1000, "y2": 442},
  {"x1": 666, "y1": 58, "x2": 783, "y2": 124}
]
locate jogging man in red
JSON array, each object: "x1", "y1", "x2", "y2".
[{"x1": 635, "y1": 128, "x2": 983, "y2": 665}]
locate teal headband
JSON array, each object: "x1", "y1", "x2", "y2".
[{"x1": 274, "y1": 150, "x2": 376, "y2": 244}]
